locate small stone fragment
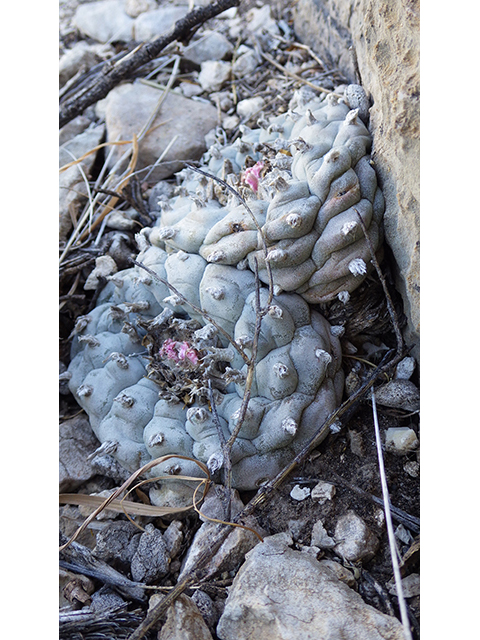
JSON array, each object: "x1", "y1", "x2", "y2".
[
  {"x1": 290, "y1": 484, "x2": 311, "y2": 501},
  {"x1": 311, "y1": 481, "x2": 336, "y2": 504},
  {"x1": 404, "y1": 460, "x2": 420, "y2": 477},
  {"x1": 386, "y1": 573, "x2": 420, "y2": 598},
  {"x1": 130, "y1": 524, "x2": 169, "y2": 583},
  {"x1": 374, "y1": 379, "x2": 420, "y2": 412},
  {"x1": 333, "y1": 511, "x2": 379, "y2": 562},
  {"x1": 191, "y1": 589, "x2": 219, "y2": 631},
  {"x1": 319, "y1": 559, "x2": 356, "y2": 588},
  {"x1": 198, "y1": 60, "x2": 231, "y2": 92},
  {"x1": 133, "y1": 5, "x2": 189, "y2": 41},
  {"x1": 158, "y1": 594, "x2": 214, "y2": 640},
  {"x1": 311, "y1": 520, "x2": 336, "y2": 549},
  {"x1": 59, "y1": 415, "x2": 99, "y2": 492},
  {"x1": 394, "y1": 356, "x2": 416, "y2": 380},
  {"x1": 183, "y1": 30, "x2": 233, "y2": 64},
  {"x1": 73, "y1": 0, "x2": 134, "y2": 43},
  {"x1": 84, "y1": 255, "x2": 118, "y2": 290},
  {"x1": 348, "y1": 429, "x2": 365, "y2": 457},
  {"x1": 236, "y1": 96, "x2": 266, "y2": 120},
  {"x1": 385, "y1": 427, "x2": 419, "y2": 454},
  {"x1": 163, "y1": 520, "x2": 184, "y2": 559}
]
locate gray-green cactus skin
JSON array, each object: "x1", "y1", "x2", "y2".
[{"x1": 68, "y1": 86, "x2": 383, "y2": 506}]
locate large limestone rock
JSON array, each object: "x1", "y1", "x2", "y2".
[
  {"x1": 294, "y1": 0, "x2": 420, "y2": 354},
  {"x1": 216, "y1": 533, "x2": 406, "y2": 640},
  {"x1": 100, "y1": 82, "x2": 218, "y2": 181}
]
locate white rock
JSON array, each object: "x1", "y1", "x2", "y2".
[
  {"x1": 387, "y1": 573, "x2": 420, "y2": 598},
  {"x1": 125, "y1": 0, "x2": 157, "y2": 18},
  {"x1": 105, "y1": 209, "x2": 137, "y2": 231},
  {"x1": 183, "y1": 30, "x2": 233, "y2": 64},
  {"x1": 311, "y1": 520, "x2": 336, "y2": 549},
  {"x1": 246, "y1": 5, "x2": 280, "y2": 37},
  {"x1": 133, "y1": 5, "x2": 188, "y2": 41},
  {"x1": 74, "y1": 0, "x2": 134, "y2": 43},
  {"x1": 180, "y1": 81, "x2": 203, "y2": 98},
  {"x1": 290, "y1": 484, "x2": 311, "y2": 501},
  {"x1": 385, "y1": 427, "x2": 419, "y2": 454},
  {"x1": 232, "y1": 49, "x2": 259, "y2": 77},
  {"x1": 236, "y1": 96, "x2": 265, "y2": 120},
  {"x1": 394, "y1": 356, "x2": 416, "y2": 380},
  {"x1": 311, "y1": 481, "x2": 336, "y2": 503},
  {"x1": 198, "y1": 60, "x2": 231, "y2": 92},
  {"x1": 222, "y1": 114, "x2": 240, "y2": 131},
  {"x1": 333, "y1": 511, "x2": 379, "y2": 562},
  {"x1": 84, "y1": 255, "x2": 118, "y2": 290},
  {"x1": 103, "y1": 82, "x2": 217, "y2": 181},
  {"x1": 217, "y1": 534, "x2": 405, "y2": 640}
]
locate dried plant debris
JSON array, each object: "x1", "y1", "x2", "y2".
[{"x1": 59, "y1": 2, "x2": 419, "y2": 639}]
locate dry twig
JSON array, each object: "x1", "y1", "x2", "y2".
[{"x1": 59, "y1": 0, "x2": 241, "y2": 127}]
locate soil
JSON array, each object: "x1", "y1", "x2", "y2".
[{"x1": 59, "y1": 1, "x2": 420, "y2": 638}]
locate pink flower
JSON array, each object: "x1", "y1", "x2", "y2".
[
  {"x1": 243, "y1": 161, "x2": 264, "y2": 192},
  {"x1": 160, "y1": 338, "x2": 179, "y2": 362},
  {"x1": 160, "y1": 339, "x2": 199, "y2": 365}
]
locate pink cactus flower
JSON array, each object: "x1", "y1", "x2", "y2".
[
  {"x1": 243, "y1": 161, "x2": 264, "y2": 192},
  {"x1": 160, "y1": 339, "x2": 199, "y2": 365}
]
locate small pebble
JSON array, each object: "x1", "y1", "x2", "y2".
[
  {"x1": 387, "y1": 573, "x2": 420, "y2": 598},
  {"x1": 348, "y1": 429, "x2": 365, "y2": 457},
  {"x1": 394, "y1": 356, "x2": 416, "y2": 380},
  {"x1": 311, "y1": 481, "x2": 336, "y2": 504},
  {"x1": 404, "y1": 460, "x2": 420, "y2": 477},
  {"x1": 394, "y1": 524, "x2": 414, "y2": 546},
  {"x1": 311, "y1": 520, "x2": 336, "y2": 549},
  {"x1": 333, "y1": 511, "x2": 379, "y2": 562},
  {"x1": 236, "y1": 96, "x2": 266, "y2": 120},
  {"x1": 290, "y1": 484, "x2": 311, "y2": 501},
  {"x1": 385, "y1": 427, "x2": 419, "y2": 454},
  {"x1": 198, "y1": 60, "x2": 231, "y2": 92},
  {"x1": 84, "y1": 255, "x2": 118, "y2": 290}
]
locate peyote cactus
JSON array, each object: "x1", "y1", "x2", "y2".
[{"x1": 67, "y1": 85, "x2": 384, "y2": 507}]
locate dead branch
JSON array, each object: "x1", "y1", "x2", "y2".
[{"x1": 59, "y1": 0, "x2": 240, "y2": 128}]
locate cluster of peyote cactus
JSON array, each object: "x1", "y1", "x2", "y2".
[{"x1": 67, "y1": 85, "x2": 384, "y2": 507}]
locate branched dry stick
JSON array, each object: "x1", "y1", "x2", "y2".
[{"x1": 59, "y1": 0, "x2": 240, "y2": 128}]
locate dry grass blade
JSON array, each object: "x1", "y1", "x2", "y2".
[
  {"x1": 59, "y1": 140, "x2": 133, "y2": 174},
  {"x1": 191, "y1": 479, "x2": 264, "y2": 542},
  {"x1": 260, "y1": 50, "x2": 341, "y2": 96},
  {"x1": 59, "y1": 454, "x2": 210, "y2": 551},
  {"x1": 371, "y1": 387, "x2": 413, "y2": 640},
  {"x1": 79, "y1": 133, "x2": 140, "y2": 241}
]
